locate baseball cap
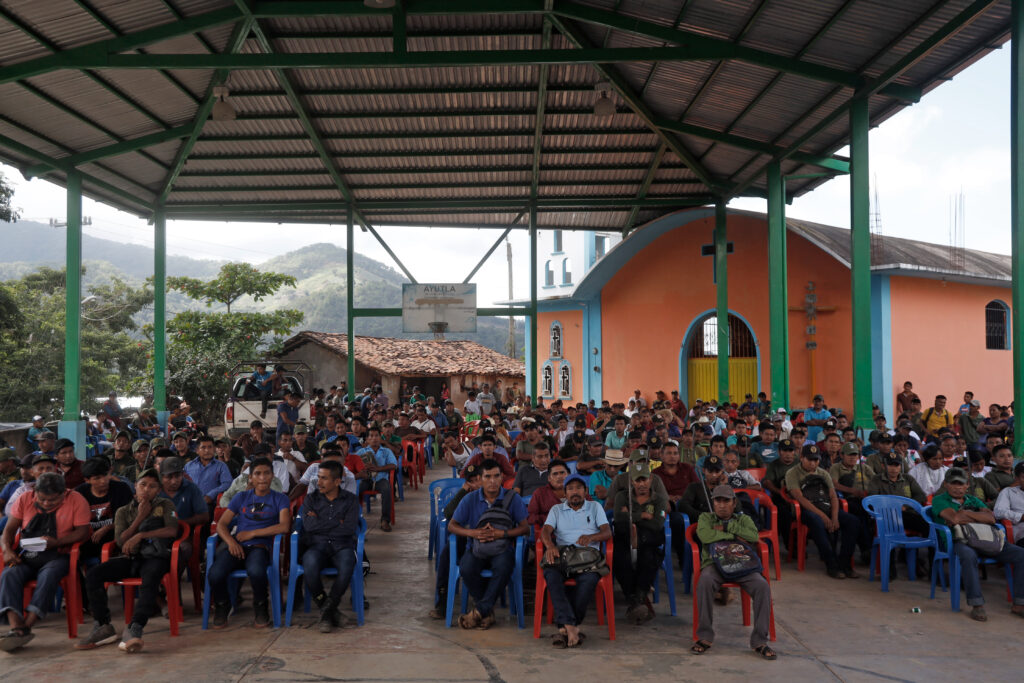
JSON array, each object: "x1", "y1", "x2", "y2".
[
  {"x1": 159, "y1": 456, "x2": 186, "y2": 476},
  {"x1": 150, "y1": 437, "x2": 167, "y2": 449},
  {"x1": 824, "y1": 418, "x2": 837, "y2": 428},
  {"x1": 711, "y1": 484, "x2": 735, "y2": 500},
  {"x1": 801, "y1": 444, "x2": 821, "y2": 459},
  {"x1": 32, "y1": 453, "x2": 56, "y2": 465},
  {"x1": 294, "y1": 423, "x2": 309, "y2": 434},
  {"x1": 463, "y1": 463, "x2": 481, "y2": 479},
  {"x1": 115, "y1": 430, "x2": 131, "y2": 441},
  {"x1": 37, "y1": 430, "x2": 55, "y2": 439},
  {"x1": 969, "y1": 399, "x2": 981, "y2": 408},
  {"x1": 31, "y1": 415, "x2": 43, "y2": 422},
  {"x1": 564, "y1": 474, "x2": 588, "y2": 489},
  {"x1": 171, "y1": 431, "x2": 188, "y2": 440},
  {"x1": 215, "y1": 436, "x2": 231, "y2": 446},
  {"x1": 646, "y1": 436, "x2": 662, "y2": 449},
  {"x1": 877, "y1": 433, "x2": 893, "y2": 443},
  {"x1": 883, "y1": 455, "x2": 902, "y2": 467},
  {"x1": 586, "y1": 435, "x2": 603, "y2": 446},
  {"x1": 604, "y1": 449, "x2": 628, "y2": 466},
  {"x1": 478, "y1": 432, "x2": 496, "y2": 444},
  {"x1": 629, "y1": 447, "x2": 649, "y2": 463},
  {"x1": 944, "y1": 467, "x2": 968, "y2": 485},
  {"x1": 703, "y1": 454, "x2": 724, "y2": 472},
  {"x1": 131, "y1": 439, "x2": 149, "y2": 453},
  {"x1": 574, "y1": 416, "x2": 587, "y2": 427},
  {"x1": 771, "y1": 414, "x2": 784, "y2": 422},
  {"x1": 0, "y1": 448, "x2": 16, "y2": 463},
  {"x1": 776, "y1": 408, "x2": 787, "y2": 414},
  {"x1": 839, "y1": 442, "x2": 860, "y2": 456},
  {"x1": 628, "y1": 462, "x2": 651, "y2": 481},
  {"x1": 813, "y1": 394, "x2": 824, "y2": 401},
  {"x1": 778, "y1": 438, "x2": 795, "y2": 451}
]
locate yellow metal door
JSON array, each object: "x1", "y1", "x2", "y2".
[{"x1": 688, "y1": 357, "x2": 758, "y2": 404}]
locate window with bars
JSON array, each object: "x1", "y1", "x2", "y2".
[{"x1": 985, "y1": 300, "x2": 1010, "y2": 350}]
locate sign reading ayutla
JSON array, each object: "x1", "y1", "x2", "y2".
[{"x1": 402, "y1": 283, "x2": 477, "y2": 333}]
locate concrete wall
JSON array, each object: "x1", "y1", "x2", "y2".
[{"x1": 888, "y1": 275, "x2": 1012, "y2": 410}]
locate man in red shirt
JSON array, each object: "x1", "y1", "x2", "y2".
[
  {"x1": 54, "y1": 438, "x2": 84, "y2": 490},
  {"x1": 655, "y1": 440, "x2": 699, "y2": 569},
  {"x1": 0, "y1": 472, "x2": 90, "y2": 651},
  {"x1": 526, "y1": 460, "x2": 569, "y2": 528}
]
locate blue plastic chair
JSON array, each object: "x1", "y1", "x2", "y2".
[
  {"x1": 285, "y1": 516, "x2": 366, "y2": 626},
  {"x1": 428, "y1": 478, "x2": 463, "y2": 561},
  {"x1": 923, "y1": 505, "x2": 1013, "y2": 611},
  {"x1": 862, "y1": 495, "x2": 938, "y2": 592},
  {"x1": 651, "y1": 518, "x2": 677, "y2": 615},
  {"x1": 434, "y1": 486, "x2": 464, "y2": 570},
  {"x1": 202, "y1": 532, "x2": 284, "y2": 629},
  {"x1": 566, "y1": 460, "x2": 578, "y2": 475},
  {"x1": 445, "y1": 532, "x2": 525, "y2": 629}
]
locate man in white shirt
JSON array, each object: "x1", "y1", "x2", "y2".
[
  {"x1": 442, "y1": 431, "x2": 473, "y2": 471},
  {"x1": 629, "y1": 389, "x2": 647, "y2": 410},
  {"x1": 774, "y1": 409, "x2": 793, "y2": 439},
  {"x1": 411, "y1": 405, "x2": 438, "y2": 437},
  {"x1": 296, "y1": 445, "x2": 357, "y2": 497},
  {"x1": 274, "y1": 432, "x2": 308, "y2": 489},
  {"x1": 476, "y1": 384, "x2": 496, "y2": 417},
  {"x1": 994, "y1": 462, "x2": 1024, "y2": 545},
  {"x1": 464, "y1": 391, "x2": 481, "y2": 417}
]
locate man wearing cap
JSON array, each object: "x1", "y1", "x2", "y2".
[
  {"x1": 803, "y1": 395, "x2": 832, "y2": 443},
  {"x1": 590, "y1": 450, "x2": 628, "y2": 506},
  {"x1": 235, "y1": 421, "x2": 269, "y2": 458},
  {"x1": 170, "y1": 431, "x2": 195, "y2": 461},
  {"x1": 774, "y1": 408, "x2": 793, "y2": 439},
  {"x1": 26, "y1": 416, "x2": 45, "y2": 449},
  {"x1": 785, "y1": 444, "x2": 861, "y2": 579},
  {"x1": 994, "y1": 462, "x2": 1024, "y2": 548},
  {"x1": 762, "y1": 439, "x2": 798, "y2": 544},
  {"x1": 678, "y1": 455, "x2": 729, "y2": 523},
  {"x1": 576, "y1": 436, "x2": 606, "y2": 475},
  {"x1": 158, "y1": 456, "x2": 209, "y2": 530},
  {"x1": 0, "y1": 449, "x2": 18, "y2": 488},
  {"x1": 829, "y1": 442, "x2": 876, "y2": 563},
  {"x1": 930, "y1": 467, "x2": 1024, "y2": 621},
  {"x1": 867, "y1": 455, "x2": 929, "y2": 540},
  {"x1": 678, "y1": 429, "x2": 707, "y2": 468},
  {"x1": 692, "y1": 485, "x2": 776, "y2": 660},
  {"x1": 214, "y1": 437, "x2": 244, "y2": 478},
  {"x1": 292, "y1": 424, "x2": 317, "y2": 461},
  {"x1": 541, "y1": 473, "x2": 611, "y2": 647},
  {"x1": 31, "y1": 430, "x2": 56, "y2": 459},
  {"x1": 613, "y1": 462, "x2": 666, "y2": 624},
  {"x1": 4, "y1": 454, "x2": 58, "y2": 516},
  {"x1": 957, "y1": 400, "x2": 983, "y2": 445},
  {"x1": 0, "y1": 472, "x2": 90, "y2": 651},
  {"x1": 733, "y1": 435, "x2": 760, "y2": 469},
  {"x1": 864, "y1": 433, "x2": 895, "y2": 475},
  {"x1": 604, "y1": 449, "x2": 668, "y2": 514},
  {"x1": 104, "y1": 430, "x2": 132, "y2": 482},
  {"x1": 53, "y1": 438, "x2": 84, "y2": 490},
  {"x1": 133, "y1": 439, "x2": 155, "y2": 474}
]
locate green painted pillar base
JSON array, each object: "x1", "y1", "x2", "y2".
[{"x1": 58, "y1": 420, "x2": 87, "y2": 461}]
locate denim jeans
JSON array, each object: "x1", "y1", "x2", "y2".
[
  {"x1": 801, "y1": 508, "x2": 861, "y2": 572},
  {"x1": 208, "y1": 543, "x2": 270, "y2": 604},
  {"x1": 543, "y1": 568, "x2": 600, "y2": 627},
  {"x1": 302, "y1": 545, "x2": 357, "y2": 604},
  {"x1": 953, "y1": 541, "x2": 1024, "y2": 607},
  {"x1": 0, "y1": 554, "x2": 70, "y2": 619},
  {"x1": 86, "y1": 556, "x2": 169, "y2": 627},
  {"x1": 458, "y1": 548, "x2": 515, "y2": 617}
]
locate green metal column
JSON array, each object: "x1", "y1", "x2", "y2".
[
  {"x1": 63, "y1": 172, "x2": 82, "y2": 421},
  {"x1": 850, "y1": 98, "x2": 874, "y2": 431},
  {"x1": 715, "y1": 199, "x2": 729, "y2": 403},
  {"x1": 530, "y1": 206, "x2": 538, "y2": 406},
  {"x1": 346, "y1": 207, "x2": 355, "y2": 398},
  {"x1": 1012, "y1": 0, "x2": 1024, "y2": 456},
  {"x1": 767, "y1": 162, "x2": 789, "y2": 411},
  {"x1": 153, "y1": 207, "x2": 167, "y2": 418}
]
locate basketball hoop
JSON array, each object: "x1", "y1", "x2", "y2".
[{"x1": 428, "y1": 321, "x2": 449, "y2": 339}]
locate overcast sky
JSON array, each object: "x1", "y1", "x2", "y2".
[{"x1": 1, "y1": 46, "x2": 1012, "y2": 307}]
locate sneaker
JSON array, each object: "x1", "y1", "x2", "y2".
[
  {"x1": 212, "y1": 601, "x2": 231, "y2": 629},
  {"x1": 117, "y1": 623, "x2": 144, "y2": 653},
  {"x1": 254, "y1": 600, "x2": 270, "y2": 628},
  {"x1": 75, "y1": 622, "x2": 118, "y2": 650}
]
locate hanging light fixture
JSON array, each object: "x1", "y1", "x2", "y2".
[
  {"x1": 593, "y1": 82, "x2": 616, "y2": 117},
  {"x1": 364, "y1": 0, "x2": 396, "y2": 7},
  {"x1": 211, "y1": 85, "x2": 236, "y2": 121}
]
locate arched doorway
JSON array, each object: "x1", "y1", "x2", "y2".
[{"x1": 678, "y1": 310, "x2": 760, "y2": 405}]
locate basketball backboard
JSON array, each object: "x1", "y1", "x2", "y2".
[{"x1": 402, "y1": 283, "x2": 477, "y2": 333}]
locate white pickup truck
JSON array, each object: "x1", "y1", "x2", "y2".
[{"x1": 224, "y1": 361, "x2": 313, "y2": 439}]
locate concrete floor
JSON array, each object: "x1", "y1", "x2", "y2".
[{"x1": 3, "y1": 467, "x2": 1022, "y2": 682}]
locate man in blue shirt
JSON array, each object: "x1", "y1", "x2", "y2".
[
  {"x1": 183, "y1": 436, "x2": 232, "y2": 509},
  {"x1": 750, "y1": 422, "x2": 780, "y2": 464},
  {"x1": 159, "y1": 456, "x2": 210, "y2": 530},
  {"x1": 276, "y1": 392, "x2": 300, "y2": 436},
  {"x1": 356, "y1": 425, "x2": 397, "y2": 532},
  {"x1": 248, "y1": 363, "x2": 273, "y2": 418},
  {"x1": 540, "y1": 474, "x2": 611, "y2": 647},
  {"x1": 448, "y1": 458, "x2": 529, "y2": 630},
  {"x1": 802, "y1": 394, "x2": 832, "y2": 443},
  {"x1": 26, "y1": 416, "x2": 45, "y2": 449}
]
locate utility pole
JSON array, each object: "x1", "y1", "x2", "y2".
[{"x1": 506, "y1": 238, "x2": 516, "y2": 358}]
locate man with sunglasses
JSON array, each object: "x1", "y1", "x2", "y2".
[{"x1": 0, "y1": 472, "x2": 90, "y2": 651}]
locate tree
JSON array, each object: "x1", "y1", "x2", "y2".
[
  {"x1": 0, "y1": 267, "x2": 150, "y2": 421},
  {"x1": 163, "y1": 263, "x2": 302, "y2": 420},
  {"x1": 0, "y1": 171, "x2": 20, "y2": 223},
  {"x1": 167, "y1": 262, "x2": 296, "y2": 313}
]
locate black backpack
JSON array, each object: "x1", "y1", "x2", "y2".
[
  {"x1": 471, "y1": 490, "x2": 518, "y2": 558},
  {"x1": 800, "y1": 474, "x2": 832, "y2": 516}
]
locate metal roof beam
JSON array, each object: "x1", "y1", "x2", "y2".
[
  {"x1": 623, "y1": 145, "x2": 666, "y2": 235},
  {"x1": 550, "y1": 14, "x2": 724, "y2": 192},
  {"x1": 232, "y1": 107, "x2": 630, "y2": 119},
  {"x1": 530, "y1": 10, "x2": 553, "y2": 203},
  {"x1": 170, "y1": 178, "x2": 697, "y2": 191},
  {"x1": 0, "y1": 6, "x2": 242, "y2": 85},
  {"x1": 194, "y1": 128, "x2": 654, "y2": 143},
  {"x1": 230, "y1": 84, "x2": 593, "y2": 97},
  {"x1": 551, "y1": 0, "x2": 920, "y2": 101},
  {"x1": 177, "y1": 161, "x2": 695, "y2": 175},
  {"x1": 463, "y1": 216, "x2": 523, "y2": 282},
  {"x1": 157, "y1": 18, "x2": 254, "y2": 204},
  {"x1": 250, "y1": 0, "x2": 546, "y2": 17},
  {"x1": 24, "y1": 125, "x2": 195, "y2": 178}
]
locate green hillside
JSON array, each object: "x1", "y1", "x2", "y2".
[{"x1": 0, "y1": 221, "x2": 524, "y2": 355}]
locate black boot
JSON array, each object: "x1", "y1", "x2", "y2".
[{"x1": 318, "y1": 599, "x2": 339, "y2": 633}]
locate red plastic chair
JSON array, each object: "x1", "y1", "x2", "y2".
[
  {"x1": 746, "y1": 467, "x2": 767, "y2": 482},
  {"x1": 685, "y1": 524, "x2": 775, "y2": 642},
  {"x1": 402, "y1": 438, "x2": 427, "y2": 483},
  {"x1": 187, "y1": 524, "x2": 203, "y2": 613},
  {"x1": 400, "y1": 439, "x2": 423, "y2": 489},
  {"x1": 360, "y1": 470, "x2": 396, "y2": 524},
  {"x1": 780, "y1": 490, "x2": 848, "y2": 571},
  {"x1": 0, "y1": 533, "x2": 83, "y2": 638},
  {"x1": 1001, "y1": 519, "x2": 1015, "y2": 544},
  {"x1": 99, "y1": 523, "x2": 191, "y2": 636},
  {"x1": 532, "y1": 536, "x2": 615, "y2": 640},
  {"x1": 735, "y1": 488, "x2": 782, "y2": 580}
]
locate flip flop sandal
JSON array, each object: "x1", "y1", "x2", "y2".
[
  {"x1": 566, "y1": 636, "x2": 583, "y2": 648},
  {"x1": 691, "y1": 640, "x2": 712, "y2": 655},
  {"x1": 458, "y1": 610, "x2": 480, "y2": 629},
  {"x1": 969, "y1": 606, "x2": 987, "y2": 622},
  {"x1": 476, "y1": 613, "x2": 496, "y2": 630},
  {"x1": 753, "y1": 645, "x2": 777, "y2": 660},
  {"x1": 551, "y1": 633, "x2": 568, "y2": 648}
]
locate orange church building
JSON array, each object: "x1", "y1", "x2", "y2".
[{"x1": 527, "y1": 208, "x2": 1013, "y2": 421}]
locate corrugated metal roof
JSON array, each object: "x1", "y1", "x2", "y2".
[{"x1": 0, "y1": 0, "x2": 1013, "y2": 230}]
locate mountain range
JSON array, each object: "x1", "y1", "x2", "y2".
[{"x1": 0, "y1": 220, "x2": 524, "y2": 354}]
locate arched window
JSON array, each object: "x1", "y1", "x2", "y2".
[
  {"x1": 561, "y1": 257, "x2": 572, "y2": 285},
  {"x1": 550, "y1": 321, "x2": 562, "y2": 358},
  {"x1": 985, "y1": 300, "x2": 1011, "y2": 350},
  {"x1": 544, "y1": 260, "x2": 555, "y2": 287},
  {"x1": 559, "y1": 362, "x2": 572, "y2": 398},
  {"x1": 541, "y1": 362, "x2": 554, "y2": 398}
]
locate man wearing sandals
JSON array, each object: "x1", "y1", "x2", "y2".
[
  {"x1": 448, "y1": 459, "x2": 529, "y2": 629},
  {"x1": 692, "y1": 485, "x2": 776, "y2": 660},
  {"x1": 540, "y1": 474, "x2": 611, "y2": 648}
]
